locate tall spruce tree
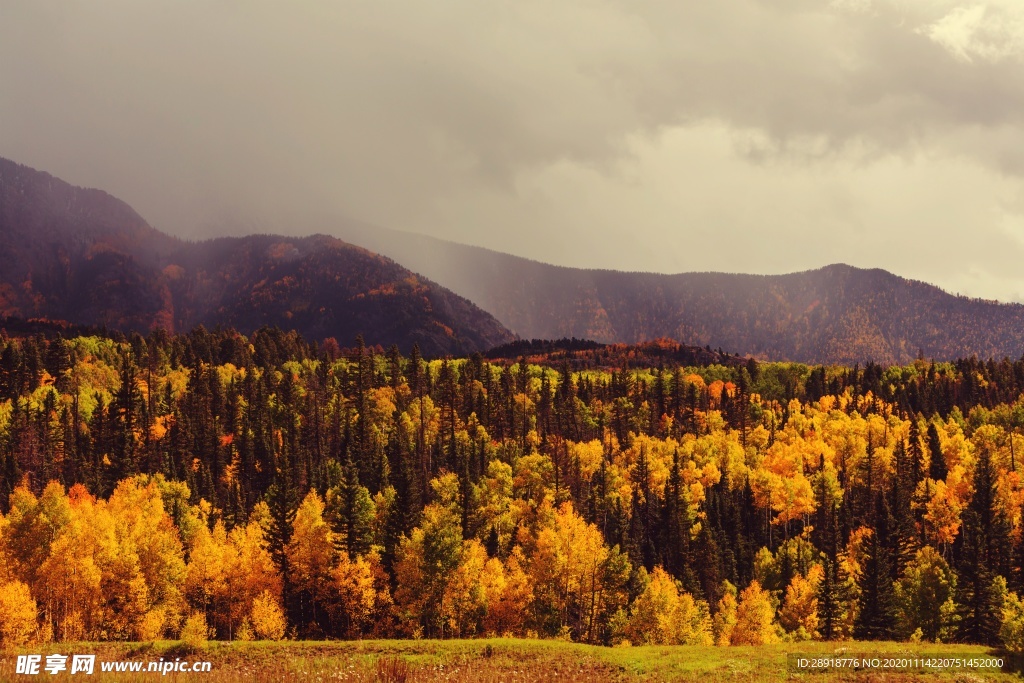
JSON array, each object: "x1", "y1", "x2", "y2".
[
  {"x1": 854, "y1": 493, "x2": 897, "y2": 640},
  {"x1": 957, "y1": 439, "x2": 1008, "y2": 644}
]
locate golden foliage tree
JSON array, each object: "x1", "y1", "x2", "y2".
[
  {"x1": 325, "y1": 550, "x2": 377, "y2": 637},
  {"x1": 731, "y1": 581, "x2": 780, "y2": 645},
  {"x1": 224, "y1": 518, "x2": 282, "y2": 637},
  {"x1": 286, "y1": 490, "x2": 335, "y2": 631},
  {"x1": 528, "y1": 501, "x2": 630, "y2": 642},
  {"x1": 893, "y1": 546, "x2": 958, "y2": 642},
  {"x1": 713, "y1": 581, "x2": 738, "y2": 646},
  {"x1": 440, "y1": 539, "x2": 489, "y2": 637},
  {"x1": 1001, "y1": 591, "x2": 1024, "y2": 653},
  {"x1": 624, "y1": 566, "x2": 712, "y2": 645},
  {"x1": 0, "y1": 580, "x2": 37, "y2": 648},
  {"x1": 250, "y1": 589, "x2": 287, "y2": 640},
  {"x1": 481, "y1": 547, "x2": 533, "y2": 636},
  {"x1": 179, "y1": 612, "x2": 210, "y2": 649},
  {"x1": 779, "y1": 564, "x2": 822, "y2": 640}
]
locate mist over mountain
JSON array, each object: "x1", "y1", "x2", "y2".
[
  {"x1": 0, "y1": 158, "x2": 514, "y2": 355},
  {"x1": 8, "y1": 154, "x2": 1024, "y2": 366},
  {"x1": 330, "y1": 221, "x2": 1024, "y2": 365}
]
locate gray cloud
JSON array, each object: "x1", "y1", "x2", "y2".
[{"x1": 2, "y1": 0, "x2": 1024, "y2": 301}]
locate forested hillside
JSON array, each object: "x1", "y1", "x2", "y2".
[
  {"x1": 332, "y1": 221, "x2": 1024, "y2": 364},
  {"x1": 4, "y1": 326, "x2": 1024, "y2": 648},
  {"x1": 0, "y1": 158, "x2": 514, "y2": 355}
]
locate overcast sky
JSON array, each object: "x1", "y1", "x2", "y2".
[{"x1": 3, "y1": 1, "x2": 1024, "y2": 300}]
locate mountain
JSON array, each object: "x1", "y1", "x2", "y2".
[
  {"x1": 10, "y1": 155, "x2": 1024, "y2": 365},
  {"x1": 0, "y1": 158, "x2": 514, "y2": 355},
  {"x1": 329, "y1": 221, "x2": 1024, "y2": 365}
]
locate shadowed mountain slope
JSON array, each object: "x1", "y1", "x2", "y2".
[{"x1": 0, "y1": 158, "x2": 514, "y2": 355}]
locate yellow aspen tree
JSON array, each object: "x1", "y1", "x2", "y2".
[
  {"x1": 922, "y1": 478, "x2": 965, "y2": 548},
  {"x1": 1001, "y1": 591, "x2": 1024, "y2": 653},
  {"x1": 441, "y1": 539, "x2": 489, "y2": 637},
  {"x1": 713, "y1": 581, "x2": 738, "y2": 646},
  {"x1": 392, "y1": 484, "x2": 462, "y2": 638},
  {"x1": 364, "y1": 550, "x2": 395, "y2": 637},
  {"x1": 626, "y1": 566, "x2": 713, "y2": 645},
  {"x1": 392, "y1": 529, "x2": 428, "y2": 637},
  {"x1": 179, "y1": 612, "x2": 210, "y2": 649},
  {"x1": 475, "y1": 459, "x2": 518, "y2": 550},
  {"x1": 2, "y1": 482, "x2": 71, "y2": 587},
  {"x1": 731, "y1": 580, "x2": 780, "y2": 645},
  {"x1": 60, "y1": 489, "x2": 151, "y2": 641},
  {"x1": 482, "y1": 547, "x2": 533, "y2": 636},
  {"x1": 325, "y1": 550, "x2": 376, "y2": 637},
  {"x1": 35, "y1": 496, "x2": 102, "y2": 641},
  {"x1": 625, "y1": 567, "x2": 678, "y2": 644},
  {"x1": 751, "y1": 442, "x2": 816, "y2": 533},
  {"x1": 513, "y1": 453, "x2": 555, "y2": 507},
  {"x1": 0, "y1": 580, "x2": 37, "y2": 648},
  {"x1": 108, "y1": 478, "x2": 186, "y2": 593},
  {"x1": 107, "y1": 477, "x2": 187, "y2": 637},
  {"x1": 224, "y1": 519, "x2": 282, "y2": 638},
  {"x1": 286, "y1": 490, "x2": 336, "y2": 632},
  {"x1": 39, "y1": 488, "x2": 148, "y2": 640},
  {"x1": 893, "y1": 546, "x2": 958, "y2": 642},
  {"x1": 184, "y1": 521, "x2": 229, "y2": 632},
  {"x1": 250, "y1": 590, "x2": 287, "y2": 640},
  {"x1": 478, "y1": 554, "x2": 509, "y2": 636},
  {"x1": 566, "y1": 502, "x2": 629, "y2": 643},
  {"x1": 528, "y1": 501, "x2": 626, "y2": 642},
  {"x1": 672, "y1": 591, "x2": 714, "y2": 646},
  {"x1": 101, "y1": 544, "x2": 150, "y2": 640},
  {"x1": 779, "y1": 564, "x2": 823, "y2": 640}
]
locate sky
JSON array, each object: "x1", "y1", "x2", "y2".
[{"x1": 2, "y1": 1, "x2": 1024, "y2": 301}]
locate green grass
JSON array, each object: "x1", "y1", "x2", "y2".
[{"x1": 1, "y1": 639, "x2": 1019, "y2": 681}]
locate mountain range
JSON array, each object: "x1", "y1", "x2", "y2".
[
  {"x1": 5, "y1": 156, "x2": 1024, "y2": 365},
  {"x1": 329, "y1": 221, "x2": 1024, "y2": 365},
  {"x1": 0, "y1": 157, "x2": 513, "y2": 356}
]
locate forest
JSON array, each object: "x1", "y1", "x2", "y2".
[{"x1": 3, "y1": 326, "x2": 1024, "y2": 651}]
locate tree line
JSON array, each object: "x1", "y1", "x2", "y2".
[{"x1": 4, "y1": 326, "x2": 1024, "y2": 647}]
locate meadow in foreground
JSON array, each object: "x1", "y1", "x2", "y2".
[{"x1": 1, "y1": 639, "x2": 1019, "y2": 682}]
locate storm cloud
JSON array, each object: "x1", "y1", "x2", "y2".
[{"x1": 2, "y1": 1, "x2": 1024, "y2": 299}]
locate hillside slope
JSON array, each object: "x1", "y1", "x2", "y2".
[
  {"x1": 330, "y1": 220, "x2": 1024, "y2": 364},
  {"x1": 0, "y1": 158, "x2": 514, "y2": 355}
]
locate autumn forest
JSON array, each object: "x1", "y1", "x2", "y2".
[{"x1": 3, "y1": 327, "x2": 1024, "y2": 653}]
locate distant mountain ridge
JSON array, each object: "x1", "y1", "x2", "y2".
[
  {"x1": 328, "y1": 221, "x2": 1024, "y2": 364},
  {"x1": 0, "y1": 158, "x2": 514, "y2": 355},
  {"x1": 9, "y1": 155, "x2": 1024, "y2": 365}
]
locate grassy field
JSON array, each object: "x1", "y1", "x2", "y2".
[{"x1": 1, "y1": 639, "x2": 1020, "y2": 682}]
